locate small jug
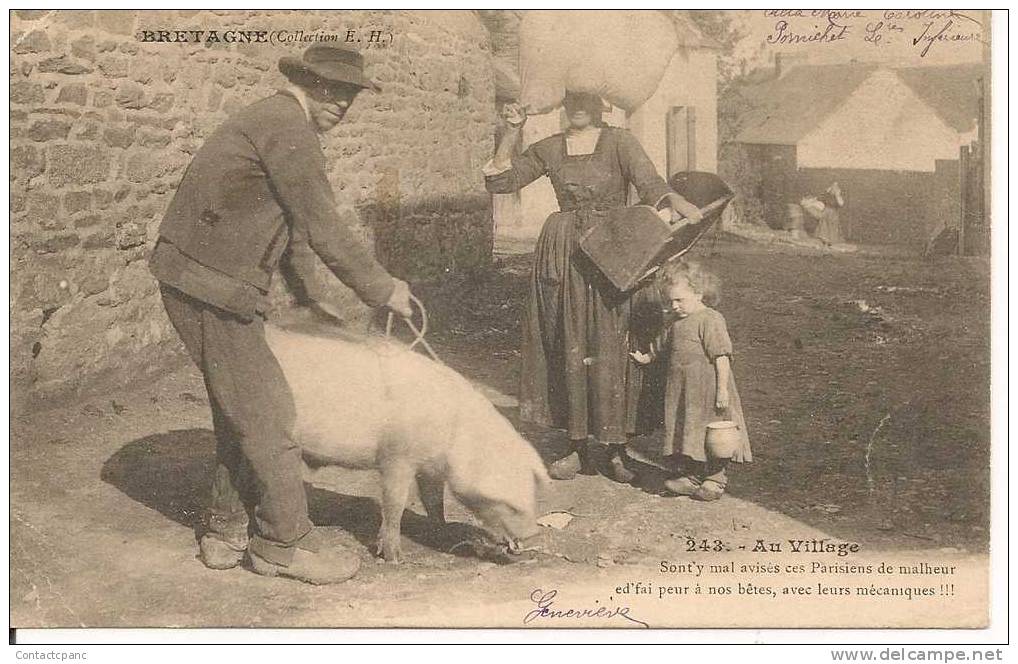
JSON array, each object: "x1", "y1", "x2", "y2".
[{"x1": 705, "y1": 420, "x2": 741, "y2": 459}]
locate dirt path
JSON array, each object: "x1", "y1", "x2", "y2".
[{"x1": 9, "y1": 360, "x2": 837, "y2": 628}]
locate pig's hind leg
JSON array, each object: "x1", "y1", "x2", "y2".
[
  {"x1": 416, "y1": 474, "x2": 446, "y2": 525},
  {"x1": 377, "y1": 459, "x2": 414, "y2": 563}
]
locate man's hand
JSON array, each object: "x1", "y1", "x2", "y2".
[
  {"x1": 663, "y1": 193, "x2": 703, "y2": 223},
  {"x1": 385, "y1": 278, "x2": 413, "y2": 318}
]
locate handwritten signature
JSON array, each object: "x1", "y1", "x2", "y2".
[
  {"x1": 912, "y1": 18, "x2": 984, "y2": 58},
  {"x1": 523, "y1": 589, "x2": 649, "y2": 628},
  {"x1": 764, "y1": 9, "x2": 985, "y2": 56}
]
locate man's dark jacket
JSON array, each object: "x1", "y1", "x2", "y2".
[{"x1": 149, "y1": 91, "x2": 394, "y2": 317}]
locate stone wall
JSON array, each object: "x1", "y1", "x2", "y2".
[{"x1": 10, "y1": 10, "x2": 496, "y2": 408}]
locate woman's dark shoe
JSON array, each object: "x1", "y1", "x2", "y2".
[
  {"x1": 603, "y1": 445, "x2": 636, "y2": 484},
  {"x1": 548, "y1": 451, "x2": 582, "y2": 480},
  {"x1": 548, "y1": 440, "x2": 595, "y2": 480}
]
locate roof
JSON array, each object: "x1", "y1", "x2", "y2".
[
  {"x1": 670, "y1": 12, "x2": 722, "y2": 50},
  {"x1": 733, "y1": 64, "x2": 877, "y2": 145},
  {"x1": 895, "y1": 64, "x2": 984, "y2": 133},
  {"x1": 734, "y1": 62, "x2": 985, "y2": 144}
]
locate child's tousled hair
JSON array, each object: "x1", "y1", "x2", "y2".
[{"x1": 658, "y1": 258, "x2": 721, "y2": 307}]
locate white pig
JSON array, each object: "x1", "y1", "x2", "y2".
[{"x1": 264, "y1": 324, "x2": 549, "y2": 563}]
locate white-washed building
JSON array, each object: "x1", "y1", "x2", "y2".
[{"x1": 733, "y1": 61, "x2": 985, "y2": 248}]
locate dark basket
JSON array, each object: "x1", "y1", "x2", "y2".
[{"x1": 578, "y1": 171, "x2": 733, "y2": 292}]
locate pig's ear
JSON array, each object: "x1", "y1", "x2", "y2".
[{"x1": 444, "y1": 438, "x2": 506, "y2": 505}]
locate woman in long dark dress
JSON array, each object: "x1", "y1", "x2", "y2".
[{"x1": 485, "y1": 92, "x2": 703, "y2": 481}]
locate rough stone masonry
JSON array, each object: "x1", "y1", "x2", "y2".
[{"x1": 10, "y1": 10, "x2": 496, "y2": 409}]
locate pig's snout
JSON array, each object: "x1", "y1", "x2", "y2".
[
  {"x1": 507, "y1": 518, "x2": 540, "y2": 542},
  {"x1": 472, "y1": 501, "x2": 539, "y2": 548},
  {"x1": 505, "y1": 523, "x2": 546, "y2": 556},
  {"x1": 498, "y1": 510, "x2": 540, "y2": 555}
]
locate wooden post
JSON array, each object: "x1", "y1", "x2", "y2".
[
  {"x1": 978, "y1": 73, "x2": 988, "y2": 255},
  {"x1": 958, "y1": 145, "x2": 968, "y2": 256},
  {"x1": 686, "y1": 106, "x2": 697, "y2": 172},
  {"x1": 980, "y1": 11, "x2": 991, "y2": 254},
  {"x1": 666, "y1": 106, "x2": 698, "y2": 179},
  {"x1": 666, "y1": 106, "x2": 687, "y2": 179}
]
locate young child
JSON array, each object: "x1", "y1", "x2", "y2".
[{"x1": 631, "y1": 259, "x2": 751, "y2": 501}]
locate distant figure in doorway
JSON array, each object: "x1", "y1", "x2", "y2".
[{"x1": 800, "y1": 182, "x2": 846, "y2": 246}]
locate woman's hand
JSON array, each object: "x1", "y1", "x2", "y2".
[
  {"x1": 630, "y1": 350, "x2": 652, "y2": 365},
  {"x1": 501, "y1": 102, "x2": 527, "y2": 128},
  {"x1": 663, "y1": 193, "x2": 703, "y2": 223},
  {"x1": 489, "y1": 103, "x2": 526, "y2": 175},
  {"x1": 715, "y1": 386, "x2": 730, "y2": 411}
]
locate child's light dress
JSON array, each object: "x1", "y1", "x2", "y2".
[{"x1": 652, "y1": 307, "x2": 751, "y2": 462}]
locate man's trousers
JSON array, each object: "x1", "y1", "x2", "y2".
[{"x1": 160, "y1": 284, "x2": 313, "y2": 562}]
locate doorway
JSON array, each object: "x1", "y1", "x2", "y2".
[{"x1": 666, "y1": 106, "x2": 697, "y2": 179}]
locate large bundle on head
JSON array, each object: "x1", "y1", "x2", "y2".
[{"x1": 519, "y1": 10, "x2": 679, "y2": 114}]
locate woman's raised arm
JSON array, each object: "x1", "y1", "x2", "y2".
[{"x1": 484, "y1": 103, "x2": 547, "y2": 194}]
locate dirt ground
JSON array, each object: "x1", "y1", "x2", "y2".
[
  {"x1": 10, "y1": 240, "x2": 991, "y2": 628},
  {"x1": 424, "y1": 239, "x2": 991, "y2": 551}
]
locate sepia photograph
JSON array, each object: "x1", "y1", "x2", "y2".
[{"x1": 8, "y1": 8, "x2": 999, "y2": 638}]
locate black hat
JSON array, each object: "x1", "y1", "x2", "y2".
[{"x1": 279, "y1": 45, "x2": 380, "y2": 93}]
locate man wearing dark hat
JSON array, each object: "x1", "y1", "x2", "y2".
[{"x1": 149, "y1": 45, "x2": 411, "y2": 584}]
